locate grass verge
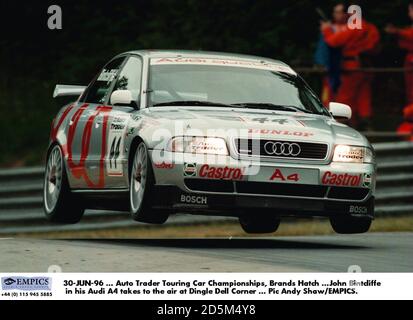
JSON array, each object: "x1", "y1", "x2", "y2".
[{"x1": 13, "y1": 215, "x2": 413, "y2": 239}]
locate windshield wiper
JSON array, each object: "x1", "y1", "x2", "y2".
[
  {"x1": 232, "y1": 103, "x2": 313, "y2": 114},
  {"x1": 152, "y1": 100, "x2": 239, "y2": 108}
]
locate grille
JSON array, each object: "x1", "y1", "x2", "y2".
[
  {"x1": 236, "y1": 181, "x2": 328, "y2": 197},
  {"x1": 184, "y1": 179, "x2": 234, "y2": 193},
  {"x1": 184, "y1": 179, "x2": 369, "y2": 201},
  {"x1": 235, "y1": 139, "x2": 328, "y2": 160},
  {"x1": 328, "y1": 187, "x2": 370, "y2": 200}
]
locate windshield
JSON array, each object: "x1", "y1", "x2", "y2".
[{"x1": 148, "y1": 62, "x2": 329, "y2": 116}]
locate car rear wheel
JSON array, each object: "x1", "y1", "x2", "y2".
[
  {"x1": 239, "y1": 216, "x2": 281, "y2": 234},
  {"x1": 130, "y1": 142, "x2": 169, "y2": 224},
  {"x1": 43, "y1": 144, "x2": 84, "y2": 223},
  {"x1": 330, "y1": 216, "x2": 372, "y2": 234}
]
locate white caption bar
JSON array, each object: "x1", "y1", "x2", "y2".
[{"x1": 0, "y1": 273, "x2": 412, "y2": 300}]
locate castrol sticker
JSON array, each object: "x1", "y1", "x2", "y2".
[
  {"x1": 199, "y1": 165, "x2": 244, "y2": 181},
  {"x1": 321, "y1": 171, "x2": 362, "y2": 187}
]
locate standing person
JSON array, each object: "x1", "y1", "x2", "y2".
[
  {"x1": 385, "y1": 3, "x2": 413, "y2": 104},
  {"x1": 314, "y1": 4, "x2": 348, "y2": 105},
  {"x1": 321, "y1": 4, "x2": 380, "y2": 130}
]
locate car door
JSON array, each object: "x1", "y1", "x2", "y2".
[
  {"x1": 66, "y1": 56, "x2": 126, "y2": 189},
  {"x1": 103, "y1": 55, "x2": 144, "y2": 188}
]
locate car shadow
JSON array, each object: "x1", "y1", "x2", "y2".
[{"x1": 76, "y1": 238, "x2": 368, "y2": 250}]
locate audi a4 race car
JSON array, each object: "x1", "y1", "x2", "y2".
[{"x1": 43, "y1": 50, "x2": 376, "y2": 234}]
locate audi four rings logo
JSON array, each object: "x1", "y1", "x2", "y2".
[{"x1": 264, "y1": 142, "x2": 301, "y2": 156}]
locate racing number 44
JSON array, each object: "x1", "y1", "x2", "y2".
[{"x1": 109, "y1": 136, "x2": 121, "y2": 170}]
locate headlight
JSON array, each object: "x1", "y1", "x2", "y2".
[
  {"x1": 167, "y1": 137, "x2": 229, "y2": 155},
  {"x1": 333, "y1": 145, "x2": 374, "y2": 163}
]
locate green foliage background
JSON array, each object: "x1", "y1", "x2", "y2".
[{"x1": 0, "y1": 0, "x2": 411, "y2": 166}]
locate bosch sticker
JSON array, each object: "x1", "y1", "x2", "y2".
[
  {"x1": 180, "y1": 194, "x2": 208, "y2": 205},
  {"x1": 349, "y1": 206, "x2": 368, "y2": 215}
]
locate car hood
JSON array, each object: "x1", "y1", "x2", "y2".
[{"x1": 138, "y1": 106, "x2": 369, "y2": 147}]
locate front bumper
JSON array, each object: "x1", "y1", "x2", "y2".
[{"x1": 150, "y1": 151, "x2": 376, "y2": 219}]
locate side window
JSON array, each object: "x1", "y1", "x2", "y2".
[
  {"x1": 84, "y1": 57, "x2": 125, "y2": 104},
  {"x1": 112, "y1": 56, "x2": 142, "y2": 103}
]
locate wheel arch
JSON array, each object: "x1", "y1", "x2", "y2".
[
  {"x1": 45, "y1": 141, "x2": 71, "y2": 188},
  {"x1": 128, "y1": 136, "x2": 146, "y2": 183}
]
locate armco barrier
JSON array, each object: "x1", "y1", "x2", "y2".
[{"x1": 0, "y1": 142, "x2": 412, "y2": 234}]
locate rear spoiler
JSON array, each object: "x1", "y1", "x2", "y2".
[{"x1": 53, "y1": 84, "x2": 86, "y2": 98}]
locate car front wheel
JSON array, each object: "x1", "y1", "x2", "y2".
[
  {"x1": 130, "y1": 141, "x2": 169, "y2": 224},
  {"x1": 330, "y1": 216, "x2": 372, "y2": 234}
]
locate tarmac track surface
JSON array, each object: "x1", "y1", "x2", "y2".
[{"x1": 0, "y1": 233, "x2": 411, "y2": 272}]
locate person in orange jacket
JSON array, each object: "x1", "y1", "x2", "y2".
[
  {"x1": 385, "y1": 3, "x2": 413, "y2": 104},
  {"x1": 316, "y1": 4, "x2": 348, "y2": 106},
  {"x1": 321, "y1": 4, "x2": 380, "y2": 130}
]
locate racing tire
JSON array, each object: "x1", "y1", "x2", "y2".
[
  {"x1": 43, "y1": 144, "x2": 85, "y2": 224},
  {"x1": 129, "y1": 141, "x2": 169, "y2": 224},
  {"x1": 239, "y1": 216, "x2": 281, "y2": 234},
  {"x1": 330, "y1": 216, "x2": 372, "y2": 234}
]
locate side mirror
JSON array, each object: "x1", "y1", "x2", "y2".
[
  {"x1": 53, "y1": 85, "x2": 86, "y2": 98},
  {"x1": 110, "y1": 90, "x2": 135, "y2": 107},
  {"x1": 329, "y1": 102, "x2": 352, "y2": 120}
]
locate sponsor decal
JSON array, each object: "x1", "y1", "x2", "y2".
[
  {"x1": 322, "y1": 171, "x2": 362, "y2": 187},
  {"x1": 199, "y1": 164, "x2": 244, "y2": 180},
  {"x1": 183, "y1": 163, "x2": 197, "y2": 177},
  {"x1": 110, "y1": 123, "x2": 125, "y2": 130},
  {"x1": 151, "y1": 57, "x2": 296, "y2": 75},
  {"x1": 97, "y1": 68, "x2": 118, "y2": 83},
  {"x1": 335, "y1": 148, "x2": 364, "y2": 162},
  {"x1": 363, "y1": 173, "x2": 373, "y2": 188},
  {"x1": 1, "y1": 276, "x2": 52, "y2": 291},
  {"x1": 112, "y1": 116, "x2": 127, "y2": 123},
  {"x1": 190, "y1": 140, "x2": 227, "y2": 155},
  {"x1": 349, "y1": 206, "x2": 368, "y2": 214},
  {"x1": 180, "y1": 194, "x2": 208, "y2": 205},
  {"x1": 270, "y1": 169, "x2": 300, "y2": 182},
  {"x1": 248, "y1": 128, "x2": 313, "y2": 137},
  {"x1": 154, "y1": 162, "x2": 175, "y2": 169}
]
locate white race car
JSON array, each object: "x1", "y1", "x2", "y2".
[{"x1": 44, "y1": 50, "x2": 376, "y2": 234}]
